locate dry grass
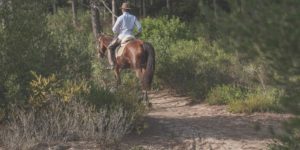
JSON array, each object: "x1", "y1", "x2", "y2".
[{"x1": 0, "y1": 95, "x2": 135, "y2": 149}]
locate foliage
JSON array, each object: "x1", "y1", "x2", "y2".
[
  {"x1": 0, "y1": 1, "x2": 93, "y2": 105},
  {"x1": 206, "y1": 85, "x2": 244, "y2": 105},
  {"x1": 206, "y1": 85, "x2": 284, "y2": 113},
  {"x1": 29, "y1": 72, "x2": 90, "y2": 107},
  {"x1": 0, "y1": 0, "x2": 60, "y2": 104},
  {"x1": 141, "y1": 16, "x2": 187, "y2": 71},
  {"x1": 156, "y1": 38, "x2": 245, "y2": 99},
  {"x1": 0, "y1": 0, "x2": 299, "y2": 148},
  {"x1": 47, "y1": 9, "x2": 93, "y2": 80},
  {"x1": 189, "y1": 1, "x2": 299, "y2": 148},
  {"x1": 228, "y1": 87, "x2": 283, "y2": 113},
  {"x1": 207, "y1": 85, "x2": 283, "y2": 113},
  {"x1": 0, "y1": 71, "x2": 145, "y2": 148},
  {"x1": 0, "y1": 97, "x2": 136, "y2": 149},
  {"x1": 29, "y1": 72, "x2": 60, "y2": 107},
  {"x1": 269, "y1": 117, "x2": 300, "y2": 150}
]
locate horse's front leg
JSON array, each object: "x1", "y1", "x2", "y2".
[
  {"x1": 143, "y1": 90, "x2": 152, "y2": 108},
  {"x1": 114, "y1": 67, "x2": 121, "y2": 88}
]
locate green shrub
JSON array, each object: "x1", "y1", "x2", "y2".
[
  {"x1": 0, "y1": 1, "x2": 61, "y2": 104},
  {"x1": 206, "y1": 85, "x2": 244, "y2": 105},
  {"x1": 141, "y1": 16, "x2": 187, "y2": 71},
  {"x1": 228, "y1": 87, "x2": 283, "y2": 113},
  {"x1": 207, "y1": 84, "x2": 283, "y2": 113},
  {"x1": 2, "y1": 71, "x2": 145, "y2": 149},
  {"x1": 269, "y1": 117, "x2": 300, "y2": 150},
  {"x1": 156, "y1": 38, "x2": 241, "y2": 99},
  {"x1": 47, "y1": 9, "x2": 93, "y2": 80},
  {"x1": 141, "y1": 16, "x2": 187, "y2": 42}
]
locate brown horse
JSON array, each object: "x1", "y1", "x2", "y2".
[{"x1": 97, "y1": 35, "x2": 155, "y2": 103}]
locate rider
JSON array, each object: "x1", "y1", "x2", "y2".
[{"x1": 107, "y1": 2, "x2": 142, "y2": 69}]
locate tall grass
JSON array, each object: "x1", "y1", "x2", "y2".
[
  {"x1": 206, "y1": 85, "x2": 283, "y2": 113},
  {"x1": 0, "y1": 96, "x2": 136, "y2": 149}
]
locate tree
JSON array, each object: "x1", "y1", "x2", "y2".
[
  {"x1": 71, "y1": 0, "x2": 78, "y2": 27},
  {"x1": 0, "y1": 0, "x2": 63, "y2": 104},
  {"x1": 166, "y1": 0, "x2": 170, "y2": 10},
  {"x1": 90, "y1": 0, "x2": 101, "y2": 39},
  {"x1": 142, "y1": 0, "x2": 146, "y2": 17},
  {"x1": 112, "y1": 0, "x2": 115, "y2": 25}
]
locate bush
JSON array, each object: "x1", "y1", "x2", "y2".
[
  {"x1": 206, "y1": 85, "x2": 244, "y2": 105},
  {"x1": 141, "y1": 16, "x2": 187, "y2": 72},
  {"x1": 207, "y1": 84, "x2": 283, "y2": 113},
  {"x1": 28, "y1": 72, "x2": 90, "y2": 107},
  {"x1": 0, "y1": 70, "x2": 145, "y2": 149},
  {"x1": 156, "y1": 38, "x2": 242, "y2": 99},
  {"x1": 228, "y1": 87, "x2": 283, "y2": 113},
  {"x1": 269, "y1": 117, "x2": 300, "y2": 150},
  {"x1": 47, "y1": 9, "x2": 93, "y2": 80},
  {"x1": 0, "y1": 1, "x2": 60, "y2": 104},
  {"x1": 0, "y1": 97, "x2": 136, "y2": 149},
  {"x1": 0, "y1": 72, "x2": 145, "y2": 149}
]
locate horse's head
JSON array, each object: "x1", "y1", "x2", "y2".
[{"x1": 97, "y1": 34, "x2": 108, "y2": 59}]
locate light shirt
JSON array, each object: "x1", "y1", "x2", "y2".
[{"x1": 112, "y1": 12, "x2": 142, "y2": 40}]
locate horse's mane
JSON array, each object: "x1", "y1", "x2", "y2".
[{"x1": 98, "y1": 34, "x2": 113, "y2": 47}]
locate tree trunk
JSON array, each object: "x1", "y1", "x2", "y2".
[
  {"x1": 139, "y1": 0, "x2": 142, "y2": 17},
  {"x1": 237, "y1": 0, "x2": 243, "y2": 13},
  {"x1": 213, "y1": 0, "x2": 217, "y2": 20},
  {"x1": 166, "y1": 0, "x2": 170, "y2": 10},
  {"x1": 90, "y1": 0, "x2": 101, "y2": 41},
  {"x1": 103, "y1": 5, "x2": 106, "y2": 20},
  {"x1": 142, "y1": 0, "x2": 146, "y2": 17},
  {"x1": 71, "y1": 0, "x2": 78, "y2": 27},
  {"x1": 52, "y1": 0, "x2": 56, "y2": 13},
  {"x1": 112, "y1": 0, "x2": 116, "y2": 25}
]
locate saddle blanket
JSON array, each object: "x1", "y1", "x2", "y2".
[{"x1": 116, "y1": 35, "x2": 135, "y2": 57}]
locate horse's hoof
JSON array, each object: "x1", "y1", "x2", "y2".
[{"x1": 148, "y1": 102, "x2": 152, "y2": 108}]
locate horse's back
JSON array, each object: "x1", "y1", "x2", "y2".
[{"x1": 119, "y1": 39, "x2": 147, "y2": 68}]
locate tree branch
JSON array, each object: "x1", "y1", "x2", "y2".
[{"x1": 96, "y1": 0, "x2": 117, "y2": 18}]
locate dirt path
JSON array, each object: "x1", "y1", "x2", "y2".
[{"x1": 121, "y1": 90, "x2": 291, "y2": 150}]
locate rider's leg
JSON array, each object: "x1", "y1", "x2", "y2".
[{"x1": 107, "y1": 38, "x2": 121, "y2": 69}]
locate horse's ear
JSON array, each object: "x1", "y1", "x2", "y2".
[
  {"x1": 97, "y1": 32, "x2": 103, "y2": 38},
  {"x1": 97, "y1": 33, "x2": 103, "y2": 41}
]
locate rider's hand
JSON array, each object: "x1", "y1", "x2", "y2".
[{"x1": 135, "y1": 32, "x2": 141, "y2": 37}]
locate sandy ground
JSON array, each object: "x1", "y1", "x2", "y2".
[{"x1": 120, "y1": 90, "x2": 291, "y2": 150}]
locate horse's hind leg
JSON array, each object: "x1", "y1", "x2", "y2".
[
  {"x1": 143, "y1": 90, "x2": 151, "y2": 107},
  {"x1": 114, "y1": 67, "x2": 121, "y2": 88},
  {"x1": 135, "y1": 69, "x2": 151, "y2": 108},
  {"x1": 135, "y1": 69, "x2": 143, "y2": 85}
]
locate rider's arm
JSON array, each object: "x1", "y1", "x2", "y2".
[
  {"x1": 112, "y1": 17, "x2": 122, "y2": 35},
  {"x1": 134, "y1": 17, "x2": 142, "y2": 34}
]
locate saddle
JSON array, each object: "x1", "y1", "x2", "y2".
[{"x1": 115, "y1": 35, "x2": 135, "y2": 57}]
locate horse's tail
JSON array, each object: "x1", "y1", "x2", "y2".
[{"x1": 142, "y1": 42, "x2": 155, "y2": 90}]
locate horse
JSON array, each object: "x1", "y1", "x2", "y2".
[{"x1": 97, "y1": 34, "x2": 155, "y2": 104}]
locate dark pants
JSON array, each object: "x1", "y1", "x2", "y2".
[{"x1": 108, "y1": 38, "x2": 121, "y2": 66}]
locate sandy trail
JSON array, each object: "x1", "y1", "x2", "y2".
[{"x1": 121, "y1": 90, "x2": 291, "y2": 150}]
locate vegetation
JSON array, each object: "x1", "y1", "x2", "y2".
[{"x1": 0, "y1": 0, "x2": 299, "y2": 149}]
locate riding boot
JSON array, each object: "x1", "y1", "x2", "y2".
[
  {"x1": 107, "y1": 38, "x2": 121, "y2": 69},
  {"x1": 107, "y1": 48, "x2": 116, "y2": 69}
]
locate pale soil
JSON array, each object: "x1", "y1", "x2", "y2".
[
  {"x1": 120, "y1": 90, "x2": 292, "y2": 150},
  {"x1": 0, "y1": 90, "x2": 292, "y2": 150}
]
